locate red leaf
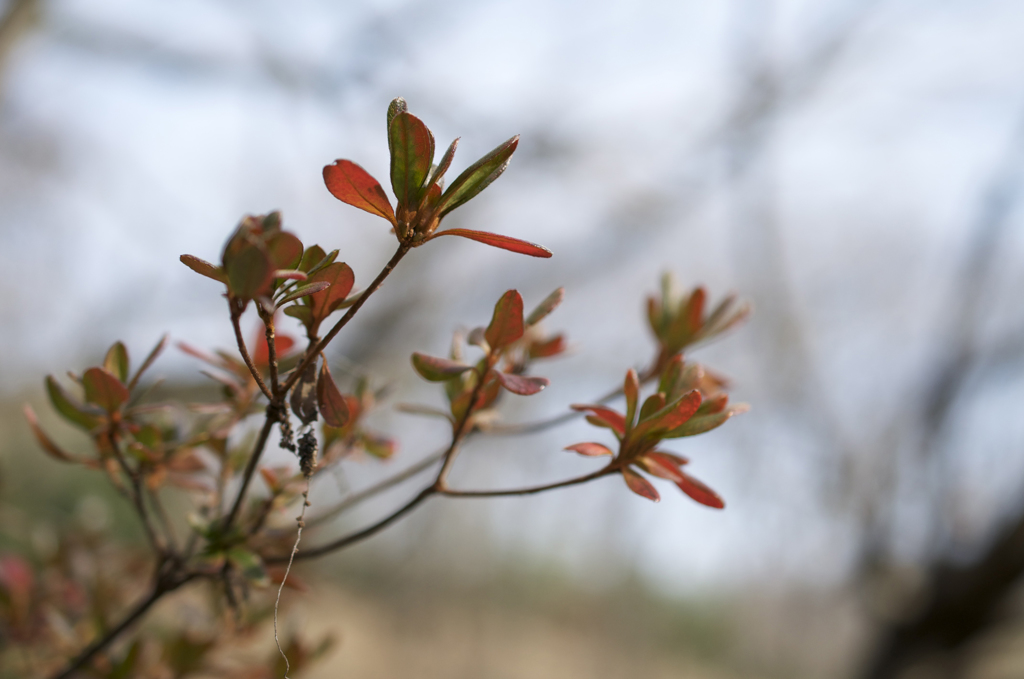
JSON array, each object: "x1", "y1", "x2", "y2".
[
  {"x1": 429, "y1": 229, "x2": 552, "y2": 258},
  {"x1": 623, "y1": 369, "x2": 639, "y2": 426},
  {"x1": 82, "y1": 367, "x2": 129, "y2": 413},
  {"x1": 571, "y1": 404, "x2": 626, "y2": 436},
  {"x1": 323, "y1": 160, "x2": 396, "y2": 225},
  {"x1": 622, "y1": 468, "x2": 660, "y2": 502},
  {"x1": 307, "y1": 262, "x2": 355, "y2": 323},
  {"x1": 252, "y1": 326, "x2": 295, "y2": 366},
  {"x1": 675, "y1": 472, "x2": 725, "y2": 509},
  {"x1": 564, "y1": 442, "x2": 614, "y2": 457},
  {"x1": 317, "y1": 364, "x2": 350, "y2": 428},
  {"x1": 525, "y1": 287, "x2": 565, "y2": 326},
  {"x1": 485, "y1": 290, "x2": 525, "y2": 350},
  {"x1": 638, "y1": 390, "x2": 702, "y2": 435},
  {"x1": 637, "y1": 452, "x2": 686, "y2": 482},
  {"x1": 528, "y1": 334, "x2": 566, "y2": 359},
  {"x1": 494, "y1": 370, "x2": 548, "y2": 395},
  {"x1": 265, "y1": 231, "x2": 304, "y2": 270}
]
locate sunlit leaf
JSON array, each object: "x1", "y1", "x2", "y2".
[
  {"x1": 525, "y1": 287, "x2": 565, "y2": 326},
  {"x1": 429, "y1": 229, "x2": 552, "y2": 258},
  {"x1": 676, "y1": 472, "x2": 725, "y2": 509},
  {"x1": 411, "y1": 352, "x2": 473, "y2": 382},
  {"x1": 317, "y1": 363, "x2": 350, "y2": 428},
  {"x1": 485, "y1": 290, "x2": 524, "y2": 349},
  {"x1": 82, "y1": 367, "x2": 129, "y2": 413},
  {"x1": 571, "y1": 404, "x2": 626, "y2": 436},
  {"x1": 180, "y1": 254, "x2": 227, "y2": 284},
  {"x1": 103, "y1": 341, "x2": 130, "y2": 383},
  {"x1": 622, "y1": 468, "x2": 660, "y2": 502},
  {"x1": 564, "y1": 442, "x2": 614, "y2": 457},
  {"x1": 388, "y1": 111, "x2": 434, "y2": 206},
  {"x1": 323, "y1": 160, "x2": 396, "y2": 225},
  {"x1": 494, "y1": 370, "x2": 548, "y2": 395},
  {"x1": 435, "y1": 135, "x2": 518, "y2": 216},
  {"x1": 386, "y1": 97, "x2": 408, "y2": 154},
  {"x1": 424, "y1": 137, "x2": 459, "y2": 194}
]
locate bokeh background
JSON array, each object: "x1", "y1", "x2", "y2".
[{"x1": 4, "y1": 0, "x2": 1024, "y2": 677}]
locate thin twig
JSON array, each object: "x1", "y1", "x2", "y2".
[
  {"x1": 262, "y1": 310, "x2": 281, "y2": 397},
  {"x1": 109, "y1": 438, "x2": 165, "y2": 555},
  {"x1": 274, "y1": 483, "x2": 310, "y2": 679},
  {"x1": 230, "y1": 299, "x2": 273, "y2": 401},
  {"x1": 440, "y1": 464, "x2": 616, "y2": 497},
  {"x1": 223, "y1": 414, "x2": 278, "y2": 531}
]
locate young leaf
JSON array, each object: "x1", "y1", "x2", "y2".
[
  {"x1": 307, "y1": 263, "x2": 355, "y2": 322},
  {"x1": 429, "y1": 229, "x2": 552, "y2": 258},
  {"x1": 638, "y1": 393, "x2": 666, "y2": 422},
  {"x1": 528, "y1": 334, "x2": 566, "y2": 359},
  {"x1": 128, "y1": 334, "x2": 168, "y2": 390},
  {"x1": 411, "y1": 353, "x2": 473, "y2": 382},
  {"x1": 663, "y1": 404, "x2": 749, "y2": 438},
  {"x1": 24, "y1": 405, "x2": 83, "y2": 464},
  {"x1": 180, "y1": 255, "x2": 227, "y2": 284},
  {"x1": 485, "y1": 290, "x2": 525, "y2": 350},
  {"x1": 424, "y1": 138, "x2": 459, "y2": 193},
  {"x1": 525, "y1": 287, "x2": 565, "y2": 326},
  {"x1": 623, "y1": 369, "x2": 639, "y2": 428},
  {"x1": 104, "y1": 341, "x2": 130, "y2": 383},
  {"x1": 571, "y1": 404, "x2": 627, "y2": 436},
  {"x1": 46, "y1": 375, "x2": 100, "y2": 430},
  {"x1": 638, "y1": 389, "x2": 702, "y2": 435},
  {"x1": 675, "y1": 472, "x2": 725, "y2": 509},
  {"x1": 266, "y1": 231, "x2": 304, "y2": 270},
  {"x1": 323, "y1": 160, "x2": 397, "y2": 225},
  {"x1": 636, "y1": 452, "x2": 686, "y2": 482},
  {"x1": 388, "y1": 111, "x2": 435, "y2": 206},
  {"x1": 299, "y1": 245, "x2": 328, "y2": 273},
  {"x1": 494, "y1": 371, "x2": 548, "y2": 395},
  {"x1": 435, "y1": 135, "x2": 519, "y2": 216},
  {"x1": 386, "y1": 97, "x2": 408, "y2": 152},
  {"x1": 564, "y1": 442, "x2": 614, "y2": 457},
  {"x1": 622, "y1": 468, "x2": 660, "y2": 502},
  {"x1": 278, "y1": 281, "x2": 331, "y2": 306},
  {"x1": 83, "y1": 367, "x2": 130, "y2": 413},
  {"x1": 317, "y1": 364, "x2": 350, "y2": 428}
]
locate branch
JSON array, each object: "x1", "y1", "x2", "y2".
[
  {"x1": 230, "y1": 299, "x2": 273, "y2": 401},
  {"x1": 109, "y1": 438, "x2": 165, "y2": 556},
  {"x1": 222, "y1": 413, "x2": 277, "y2": 530},
  {"x1": 439, "y1": 465, "x2": 615, "y2": 498},
  {"x1": 262, "y1": 310, "x2": 281, "y2": 396}
]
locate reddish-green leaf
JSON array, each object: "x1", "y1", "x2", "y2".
[
  {"x1": 494, "y1": 370, "x2": 548, "y2": 395},
  {"x1": 676, "y1": 472, "x2": 725, "y2": 509},
  {"x1": 128, "y1": 335, "x2": 167, "y2": 390},
  {"x1": 361, "y1": 432, "x2": 396, "y2": 460},
  {"x1": 46, "y1": 375, "x2": 100, "y2": 430},
  {"x1": 622, "y1": 468, "x2": 660, "y2": 502},
  {"x1": 307, "y1": 262, "x2": 355, "y2": 322},
  {"x1": 225, "y1": 242, "x2": 274, "y2": 299},
  {"x1": 386, "y1": 97, "x2": 408, "y2": 153},
  {"x1": 637, "y1": 452, "x2": 687, "y2": 482},
  {"x1": 424, "y1": 138, "x2": 460, "y2": 194},
  {"x1": 638, "y1": 393, "x2": 666, "y2": 422},
  {"x1": 388, "y1": 111, "x2": 435, "y2": 206},
  {"x1": 180, "y1": 254, "x2": 227, "y2": 284},
  {"x1": 323, "y1": 160, "x2": 396, "y2": 225},
  {"x1": 278, "y1": 281, "x2": 331, "y2": 306},
  {"x1": 571, "y1": 404, "x2": 627, "y2": 436},
  {"x1": 411, "y1": 353, "x2": 473, "y2": 382},
  {"x1": 436, "y1": 135, "x2": 518, "y2": 216},
  {"x1": 666, "y1": 287, "x2": 706, "y2": 350},
  {"x1": 696, "y1": 393, "x2": 729, "y2": 416},
  {"x1": 528, "y1": 334, "x2": 566, "y2": 359},
  {"x1": 664, "y1": 404, "x2": 749, "y2": 438},
  {"x1": 485, "y1": 290, "x2": 525, "y2": 349},
  {"x1": 24, "y1": 405, "x2": 83, "y2": 464},
  {"x1": 103, "y1": 342, "x2": 130, "y2": 383},
  {"x1": 525, "y1": 287, "x2": 565, "y2": 326},
  {"x1": 430, "y1": 229, "x2": 552, "y2": 258},
  {"x1": 639, "y1": 390, "x2": 702, "y2": 435},
  {"x1": 564, "y1": 442, "x2": 614, "y2": 457},
  {"x1": 83, "y1": 367, "x2": 129, "y2": 413},
  {"x1": 317, "y1": 364, "x2": 349, "y2": 428},
  {"x1": 623, "y1": 369, "x2": 639, "y2": 428},
  {"x1": 299, "y1": 245, "x2": 328, "y2": 273},
  {"x1": 265, "y1": 231, "x2": 303, "y2": 270}
]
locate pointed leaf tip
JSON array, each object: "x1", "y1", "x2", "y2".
[
  {"x1": 564, "y1": 442, "x2": 614, "y2": 457},
  {"x1": 485, "y1": 290, "x2": 525, "y2": 349},
  {"x1": 430, "y1": 229, "x2": 552, "y2": 258},
  {"x1": 676, "y1": 472, "x2": 725, "y2": 509},
  {"x1": 494, "y1": 371, "x2": 548, "y2": 395},
  {"x1": 317, "y1": 364, "x2": 350, "y2": 428},
  {"x1": 623, "y1": 468, "x2": 660, "y2": 502}
]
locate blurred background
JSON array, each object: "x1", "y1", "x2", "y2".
[{"x1": 3, "y1": 0, "x2": 1024, "y2": 677}]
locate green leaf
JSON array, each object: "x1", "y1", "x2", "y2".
[
  {"x1": 323, "y1": 160, "x2": 396, "y2": 225},
  {"x1": 283, "y1": 305, "x2": 313, "y2": 325},
  {"x1": 227, "y1": 547, "x2": 269, "y2": 587},
  {"x1": 634, "y1": 390, "x2": 702, "y2": 438},
  {"x1": 526, "y1": 287, "x2": 565, "y2": 326},
  {"x1": 224, "y1": 242, "x2": 274, "y2": 299},
  {"x1": 317, "y1": 363, "x2": 350, "y2": 428},
  {"x1": 128, "y1": 334, "x2": 168, "y2": 391},
  {"x1": 103, "y1": 341, "x2": 130, "y2": 383},
  {"x1": 388, "y1": 111, "x2": 435, "y2": 206},
  {"x1": 663, "y1": 404, "x2": 749, "y2": 438},
  {"x1": 278, "y1": 281, "x2": 331, "y2": 306},
  {"x1": 82, "y1": 367, "x2": 129, "y2": 413},
  {"x1": 266, "y1": 231, "x2": 304, "y2": 270},
  {"x1": 45, "y1": 375, "x2": 100, "y2": 430},
  {"x1": 299, "y1": 245, "x2": 327, "y2": 272},
  {"x1": 411, "y1": 352, "x2": 473, "y2": 382},
  {"x1": 180, "y1": 254, "x2": 227, "y2": 284},
  {"x1": 485, "y1": 290, "x2": 524, "y2": 350},
  {"x1": 423, "y1": 137, "x2": 459, "y2": 196},
  {"x1": 435, "y1": 135, "x2": 518, "y2": 217}
]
